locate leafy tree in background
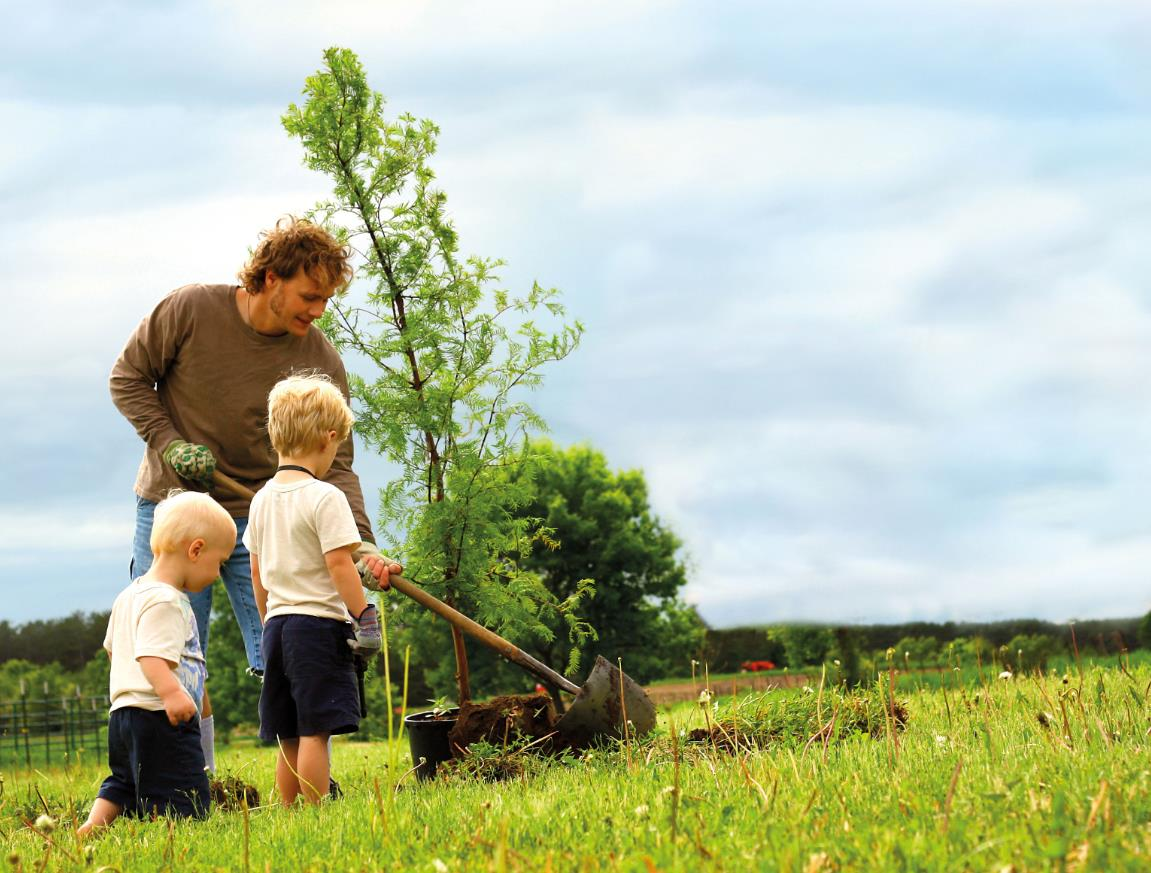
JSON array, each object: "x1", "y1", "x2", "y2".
[
  {"x1": 502, "y1": 441, "x2": 702, "y2": 693},
  {"x1": 894, "y1": 635, "x2": 941, "y2": 669},
  {"x1": 951, "y1": 636, "x2": 993, "y2": 669},
  {"x1": 1140, "y1": 611, "x2": 1151, "y2": 651},
  {"x1": 283, "y1": 48, "x2": 586, "y2": 705},
  {"x1": 832, "y1": 627, "x2": 864, "y2": 686},
  {"x1": 1006, "y1": 633, "x2": 1061, "y2": 673},
  {"x1": 769, "y1": 625, "x2": 835, "y2": 669}
]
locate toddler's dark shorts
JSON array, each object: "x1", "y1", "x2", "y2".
[
  {"x1": 97, "y1": 707, "x2": 210, "y2": 819},
  {"x1": 259, "y1": 613, "x2": 360, "y2": 741}
]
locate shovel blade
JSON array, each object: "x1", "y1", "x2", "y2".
[{"x1": 555, "y1": 655, "x2": 657, "y2": 747}]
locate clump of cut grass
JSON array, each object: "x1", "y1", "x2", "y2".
[{"x1": 688, "y1": 684, "x2": 907, "y2": 752}]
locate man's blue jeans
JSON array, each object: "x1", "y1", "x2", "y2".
[{"x1": 131, "y1": 495, "x2": 264, "y2": 672}]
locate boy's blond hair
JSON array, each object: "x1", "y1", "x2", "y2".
[
  {"x1": 150, "y1": 491, "x2": 237, "y2": 555},
  {"x1": 267, "y1": 373, "x2": 354, "y2": 457}
]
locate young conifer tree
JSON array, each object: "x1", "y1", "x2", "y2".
[{"x1": 282, "y1": 47, "x2": 590, "y2": 704}]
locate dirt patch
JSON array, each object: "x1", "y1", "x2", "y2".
[
  {"x1": 448, "y1": 693, "x2": 558, "y2": 755},
  {"x1": 210, "y1": 776, "x2": 260, "y2": 810}
]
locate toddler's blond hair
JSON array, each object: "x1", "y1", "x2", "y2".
[
  {"x1": 150, "y1": 491, "x2": 237, "y2": 555},
  {"x1": 267, "y1": 373, "x2": 354, "y2": 457}
]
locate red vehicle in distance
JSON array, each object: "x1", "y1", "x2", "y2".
[{"x1": 740, "y1": 660, "x2": 776, "y2": 672}]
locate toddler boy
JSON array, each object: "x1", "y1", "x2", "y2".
[
  {"x1": 245, "y1": 374, "x2": 384, "y2": 805},
  {"x1": 79, "y1": 491, "x2": 237, "y2": 835}
]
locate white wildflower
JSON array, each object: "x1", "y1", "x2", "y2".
[
  {"x1": 998, "y1": 670, "x2": 1013, "y2": 680},
  {"x1": 634, "y1": 804, "x2": 649, "y2": 818},
  {"x1": 431, "y1": 860, "x2": 449, "y2": 873},
  {"x1": 33, "y1": 814, "x2": 56, "y2": 834},
  {"x1": 697, "y1": 689, "x2": 712, "y2": 705}
]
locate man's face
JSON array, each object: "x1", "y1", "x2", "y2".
[{"x1": 266, "y1": 271, "x2": 336, "y2": 337}]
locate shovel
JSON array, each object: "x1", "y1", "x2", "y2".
[{"x1": 212, "y1": 470, "x2": 657, "y2": 745}]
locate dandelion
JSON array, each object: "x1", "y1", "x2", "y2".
[
  {"x1": 998, "y1": 670, "x2": 1013, "y2": 680},
  {"x1": 833, "y1": 659, "x2": 841, "y2": 667},
  {"x1": 431, "y1": 859, "x2": 449, "y2": 873},
  {"x1": 33, "y1": 814, "x2": 56, "y2": 834},
  {"x1": 934, "y1": 735, "x2": 949, "y2": 746},
  {"x1": 634, "y1": 804, "x2": 649, "y2": 818},
  {"x1": 697, "y1": 689, "x2": 712, "y2": 705}
]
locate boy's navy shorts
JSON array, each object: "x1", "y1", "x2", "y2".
[
  {"x1": 259, "y1": 614, "x2": 361, "y2": 741},
  {"x1": 97, "y1": 707, "x2": 210, "y2": 819}
]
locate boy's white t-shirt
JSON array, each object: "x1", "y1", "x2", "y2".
[
  {"x1": 104, "y1": 579, "x2": 207, "y2": 713},
  {"x1": 243, "y1": 478, "x2": 362, "y2": 621}
]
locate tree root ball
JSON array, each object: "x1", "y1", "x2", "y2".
[{"x1": 448, "y1": 693, "x2": 558, "y2": 755}]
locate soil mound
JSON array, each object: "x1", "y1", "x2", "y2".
[{"x1": 448, "y1": 693, "x2": 558, "y2": 754}]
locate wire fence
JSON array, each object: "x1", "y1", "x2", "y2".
[{"x1": 0, "y1": 687, "x2": 106, "y2": 769}]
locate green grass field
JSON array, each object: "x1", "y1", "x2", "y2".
[{"x1": 3, "y1": 661, "x2": 1150, "y2": 871}]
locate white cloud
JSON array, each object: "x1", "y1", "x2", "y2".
[{"x1": 0, "y1": 508, "x2": 132, "y2": 562}]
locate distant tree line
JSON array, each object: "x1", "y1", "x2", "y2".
[
  {"x1": 5, "y1": 611, "x2": 1144, "y2": 677},
  {"x1": 0, "y1": 612, "x2": 109, "y2": 672},
  {"x1": 700, "y1": 616, "x2": 1145, "y2": 676}
]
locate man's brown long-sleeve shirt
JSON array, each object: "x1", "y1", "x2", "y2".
[{"x1": 109, "y1": 283, "x2": 373, "y2": 541}]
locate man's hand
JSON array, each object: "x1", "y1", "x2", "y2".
[
  {"x1": 160, "y1": 688, "x2": 197, "y2": 726},
  {"x1": 348, "y1": 603, "x2": 382, "y2": 658},
  {"x1": 162, "y1": 440, "x2": 217, "y2": 483},
  {"x1": 354, "y1": 542, "x2": 402, "y2": 591}
]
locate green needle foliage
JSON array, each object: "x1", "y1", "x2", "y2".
[{"x1": 282, "y1": 48, "x2": 586, "y2": 703}]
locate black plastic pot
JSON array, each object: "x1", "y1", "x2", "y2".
[{"x1": 404, "y1": 708, "x2": 459, "y2": 780}]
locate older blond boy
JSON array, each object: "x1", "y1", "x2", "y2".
[
  {"x1": 245, "y1": 374, "x2": 383, "y2": 805},
  {"x1": 79, "y1": 492, "x2": 236, "y2": 835}
]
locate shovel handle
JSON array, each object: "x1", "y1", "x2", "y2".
[
  {"x1": 387, "y1": 575, "x2": 581, "y2": 695},
  {"x1": 212, "y1": 470, "x2": 258, "y2": 502},
  {"x1": 210, "y1": 470, "x2": 581, "y2": 695}
]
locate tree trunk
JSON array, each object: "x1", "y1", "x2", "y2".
[{"x1": 451, "y1": 625, "x2": 471, "y2": 704}]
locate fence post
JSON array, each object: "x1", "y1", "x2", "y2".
[
  {"x1": 64, "y1": 697, "x2": 73, "y2": 760},
  {"x1": 20, "y1": 680, "x2": 31, "y2": 769},
  {"x1": 42, "y1": 697, "x2": 51, "y2": 768}
]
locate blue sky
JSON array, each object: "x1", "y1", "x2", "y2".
[{"x1": 3, "y1": 0, "x2": 1151, "y2": 628}]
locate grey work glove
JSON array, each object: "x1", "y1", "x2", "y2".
[
  {"x1": 162, "y1": 440, "x2": 217, "y2": 483},
  {"x1": 348, "y1": 603, "x2": 382, "y2": 659},
  {"x1": 354, "y1": 542, "x2": 400, "y2": 592}
]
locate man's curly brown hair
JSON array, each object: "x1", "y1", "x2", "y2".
[{"x1": 238, "y1": 216, "x2": 353, "y2": 295}]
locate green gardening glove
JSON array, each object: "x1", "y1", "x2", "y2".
[{"x1": 162, "y1": 440, "x2": 217, "y2": 483}]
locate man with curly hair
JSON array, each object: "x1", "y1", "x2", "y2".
[{"x1": 110, "y1": 217, "x2": 400, "y2": 777}]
